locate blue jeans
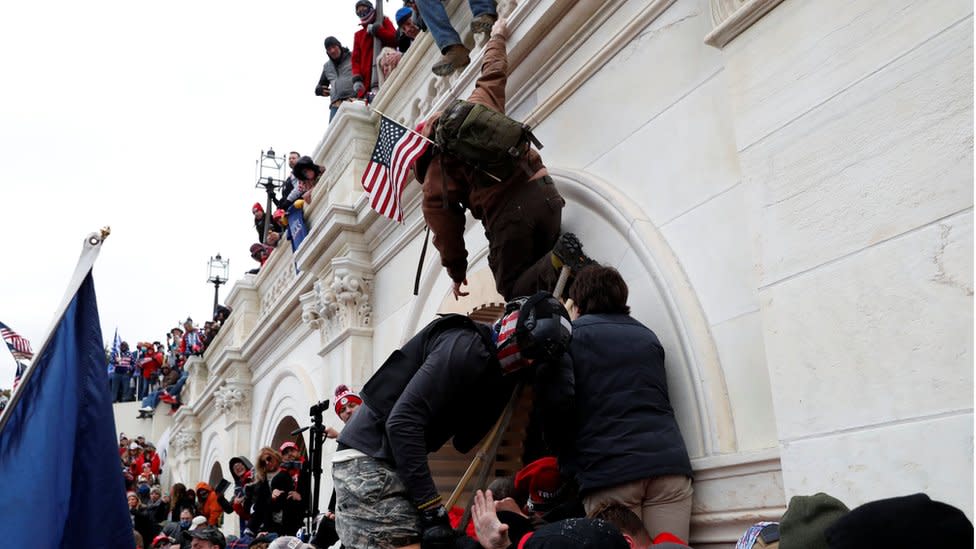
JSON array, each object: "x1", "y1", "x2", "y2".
[
  {"x1": 111, "y1": 371, "x2": 132, "y2": 402},
  {"x1": 168, "y1": 371, "x2": 189, "y2": 399},
  {"x1": 415, "y1": 0, "x2": 496, "y2": 51},
  {"x1": 329, "y1": 106, "x2": 339, "y2": 121},
  {"x1": 142, "y1": 390, "x2": 162, "y2": 410},
  {"x1": 141, "y1": 371, "x2": 188, "y2": 410}
]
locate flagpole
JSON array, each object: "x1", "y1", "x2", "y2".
[
  {"x1": 368, "y1": 106, "x2": 436, "y2": 145},
  {"x1": 368, "y1": 106, "x2": 503, "y2": 184},
  {"x1": 0, "y1": 227, "x2": 111, "y2": 432}
]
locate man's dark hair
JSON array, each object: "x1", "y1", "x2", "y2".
[
  {"x1": 487, "y1": 475, "x2": 527, "y2": 508},
  {"x1": 591, "y1": 503, "x2": 651, "y2": 545},
  {"x1": 289, "y1": 151, "x2": 300, "y2": 157},
  {"x1": 568, "y1": 265, "x2": 631, "y2": 316}
]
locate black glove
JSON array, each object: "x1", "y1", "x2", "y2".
[{"x1": 420, "y1": 505, "x2": 456, "y2": 549}]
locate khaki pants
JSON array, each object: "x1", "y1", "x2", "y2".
[{"x1": 582, "y1": 475, "x2": 693, "y2": 542}]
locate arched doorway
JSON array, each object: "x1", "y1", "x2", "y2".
[
  {"x1": 208, "y1": 461, "x2": 224, "y2": 490},
  {"x1": 270, "y1": 415, "x2": 307, "y2": 456}
]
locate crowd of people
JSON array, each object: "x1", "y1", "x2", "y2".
[
  {"x1": 246, "y1": 0, "x2": 508, "y2": 273},
  {"x1": 313, "y1": 0, "x2": 466, "y2": 120},
  {"x1": 115, "y1": 3, "x2": 973, "y2": 548},
  {"x1": 108, "y1": 306, "x2": 232, "y2": 418}
]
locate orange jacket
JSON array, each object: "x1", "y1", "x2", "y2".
[{"x1": 196, "y1": 482, "x2": 224, "y2": 526}]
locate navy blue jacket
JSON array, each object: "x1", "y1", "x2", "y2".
[{"x1": 556, "y1": 314, "x2": 692, "y2": 493}]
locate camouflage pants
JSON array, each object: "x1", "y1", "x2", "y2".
[{"x1": 333, "y1": 456, "x2": 422, "y2": 549}]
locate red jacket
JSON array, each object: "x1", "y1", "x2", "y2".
[
  {"x1": 351, "y1": 16, "x2": 396, "y2": 94},
  {"x1": 140, "y1": 352, "x2": 163, "y2": 380}
]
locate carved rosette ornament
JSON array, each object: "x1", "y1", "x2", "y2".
[
  {"x1": 302, "y1": 267, "x2": 373, "y2": 339},
  {"x1": 170, "y1": 429, "x2": 199, "y2": 454},
  {"x1": 213, "y1": 384, "x2": 249, "y2": 413}
]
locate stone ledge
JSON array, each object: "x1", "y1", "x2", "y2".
[{"x1": 705, "y1": 0, "x2": 785, "y2": 49}]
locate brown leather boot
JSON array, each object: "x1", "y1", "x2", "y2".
[
  {"x1": 470, "y1": 13, "x2": 498, "y2": 35},
  {"x1": 431, "y1": 44, "x2": 470, "y2": 76}
]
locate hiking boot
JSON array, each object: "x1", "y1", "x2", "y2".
[
  {"x1": 551, "y1": 232, "x2": 595, "y2": 272},
  {"x1": 432, "y1": 44, "x2": 470, "y2": 76},
  {"x1": 471, "y1": 13, "x2": 498, "y2": 35}
]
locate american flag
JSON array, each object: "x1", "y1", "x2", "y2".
[
  {"x1": 361, "y1": 115, "x2": 430, "y2": 222},
  {"x1": 1, "y1": 321, "x2": 33, "y2": 389},
  {"x1": 0, "y1": 321, "x2": 33, "y2": 361}
]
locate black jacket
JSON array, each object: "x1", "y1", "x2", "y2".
[
  {"x1": 555, "y1": 314, "x2": 692, "y2": 493},
  {"x1": 247, "y1": 478, "x2": 284, "y2": 535},
  {"x1": 338, "y1": 315, "x2": 515, "y2": 508},
  {"x1": 276, "y1": 176, "x2": 297, "y2": 210}
]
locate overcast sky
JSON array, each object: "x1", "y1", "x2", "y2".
[{"x1": 0, "y1": 1, "x2": 371, "y2": 386}]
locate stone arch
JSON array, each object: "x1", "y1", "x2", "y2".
[
  {"x1": 253, "y1": 366, "x2": 318, "y2": 456},
  {"x1": 402, "y1": 168, "x2": 737, "y2": 457},
  {"x1": 200, "y1": 430, "x2": 223, "y2": 487}
]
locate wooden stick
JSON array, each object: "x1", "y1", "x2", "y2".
[
  {"x1": 456, "y1": 384, "x2": 524, "y2": 532},
  {"x1": 552, "y1": 265, "x2": 571, "y2": 299}
]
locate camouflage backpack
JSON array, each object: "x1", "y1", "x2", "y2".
[{"x1": 434, "y1": 99, "x2": 543, "y2": 185}]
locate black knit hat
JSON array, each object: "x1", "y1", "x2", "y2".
[
  {"x1": 521, "y1": 518, "x2": 629, "y2": 549},
  {"x1": 825, "y1": 493, "x2": 973, "y2": 548},
  {"x1": 324, "y1": 36, "x2": 341, "y2": 49}
]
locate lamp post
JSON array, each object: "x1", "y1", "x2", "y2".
[
  {"x1": 255, "y1": 147, "x2": 286, "y2": 243},
  {"x1": 207, "y1": 253, "x2": 230, "y2": 318}
]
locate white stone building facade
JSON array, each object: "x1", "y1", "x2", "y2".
[{"x1": 149, "y1": 1, "x2": 973, "y2": 546}]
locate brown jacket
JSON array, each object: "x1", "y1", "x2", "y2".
[{"x1": 421, "y1": 35, "x2": 548, "y2": 283}]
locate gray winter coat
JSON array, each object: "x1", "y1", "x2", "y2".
[{"x1": 315, "y1": 49, "x2": 354, "y2": 101}]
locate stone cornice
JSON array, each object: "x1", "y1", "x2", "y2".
[{"x1": 704, "y1": 0, "x2": 786, "y2": 49}]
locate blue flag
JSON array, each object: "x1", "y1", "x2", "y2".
[
  {"x1": 109, "y1": 327, "x2": 121, "y2": 375},
  {"x1": 0, "y1": 273, "x2": 135, "y2": 547},
  {"x1": 287, "y1": 206, "x2": 308, "y2": 252}
]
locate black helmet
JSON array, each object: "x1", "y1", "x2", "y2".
[{"x1": 495, "y1": 292, "x2": 572, "y2": 374}]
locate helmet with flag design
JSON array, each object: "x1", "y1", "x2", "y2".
[{"x1": 495, "y1": 292, "x2": 572, "y2": 374}]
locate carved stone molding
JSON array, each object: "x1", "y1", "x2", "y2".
[
  {"x1": 302, "y1": 265, "x2": 374, "y2": 342},
  {"x1": 170, "y1": 429, "x2": 200, "y2": 455},
  {"x1": 213, "y1": 384, "x2": 249, "y2": 414},
  {"x1": 299, "y1": 288, "x2": 323, "y2": 329},
  {"x1": 704, "y1": 0, "x2": 786, "y2": 49}
]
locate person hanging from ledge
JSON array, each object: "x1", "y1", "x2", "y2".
[
  {"x1": 415, "y1": 18, "x2": 594, "y2": 302},
  {"x1": 414, "y1": 0, "x2": 497, "y2": 75}
]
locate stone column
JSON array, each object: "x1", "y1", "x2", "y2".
[{"x1": 214, "y1": 361, "x2": 253, "y2": 464}]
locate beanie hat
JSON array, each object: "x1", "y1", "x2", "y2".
[
  {"x1": 514, "y1": 457, "x2": 563, "y2": 513},
  {"x1": 395, "y1": 7, "x2": 413, "y2": 25},
  {"x1": 252, "y1": 202, "x2": 263, "y2": 212},
  {"x1": 323, "y1": 36, "x2": 341, "y2": 49},
  {"x1": 824, "y1": 493, "x2": 973, "y2": 548},
  {"x1": 520, "y1": 518, "x2": 629, "y2": 549},
  {"x1": 334, "y1": 384, "x2": 363, "y2": 416},
  {"x1": 779, "y1": 493, "x2": 849, "y2": 549},
  {"x1": 355, "y1": 1, "x2": 375, "y2": 24}
]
